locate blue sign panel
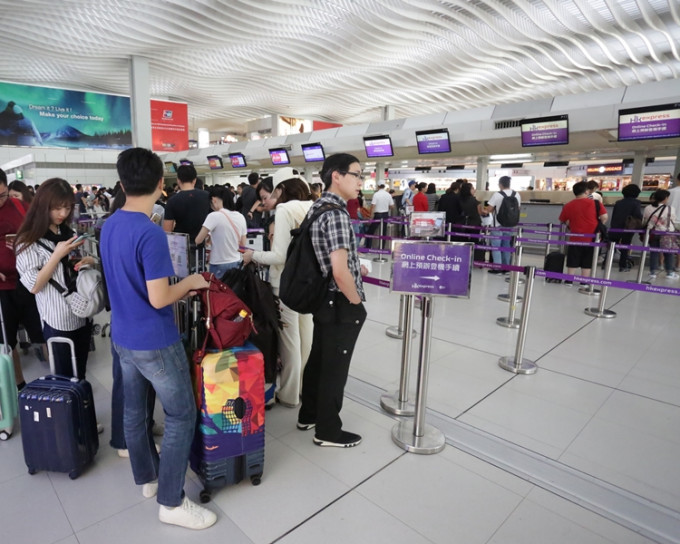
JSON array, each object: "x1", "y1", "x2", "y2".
[{"x1": 390, "y1": 241, "x2": 473, "y2": 298}]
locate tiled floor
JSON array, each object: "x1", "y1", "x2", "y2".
[{"x1": 1, "y1": 253, "x2": 678, "y2": 543}]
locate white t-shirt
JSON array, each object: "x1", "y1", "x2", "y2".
[
  {"x1": 487, "y1": 189, "x2": 521, "y2": 227},
  {"x1": 202, "y1": 209, "x2": 247, "y2": 265},
  {"x1": 667, "y1": 186, "x2": 680, "y2": 215},
  {"x1": 371, "y1": 189, "x2": 393, "y2": 213}
]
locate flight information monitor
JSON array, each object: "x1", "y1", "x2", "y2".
[
  {"x1": 269, "y1": 148, "x2": 291, "y2": 165},
  {"x1": 416, "y1": 128, "x2": 451, "y2": 154},
  {"x1": 229, "y1": 153, "x2": 247, "y2": 168},
  {"x1": 301, "y1": 142, "x2": 325, "y2": 162},
  {"x1": 363, "y1": 135, "x2": 394, "y2": 158},
  {"x1": 618, "y1": 103, "x2": 680, "y2": 141},
  {"x1": 207, "y1": 155, "x2": 223, "y2": 169},
  {"x1": 521, "y1": 115, "x2": 569, "y2": 147}
]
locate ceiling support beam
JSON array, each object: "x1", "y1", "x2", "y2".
[{"x1": 129, "y1": 56, "x2": 152, "y2": 149}]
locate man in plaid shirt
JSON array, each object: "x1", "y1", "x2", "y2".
[{"x1": 297, "y1": 153, "x2": 368, "y2": 448}]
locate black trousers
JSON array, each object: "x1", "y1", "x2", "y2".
[{"x1": 299, "y1": 291, "x2": 366, "y2": 440}]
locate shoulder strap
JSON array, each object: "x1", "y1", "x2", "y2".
[
  {"x1": 499, "y1": 191, "x2": 507, "y2": 199},
  {"x1": 219, "y1": 209, "x2": 242, "y2": 239},
  {"x1": 35, "y1": 240, "x2": 68, "y2": 295}
]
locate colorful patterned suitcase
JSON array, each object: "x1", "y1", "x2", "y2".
[
  {"x1": 190, "y1": 341, "x2": 265, "y2": 503},
  {"x1": 0, "y1": 303, "x2": 18, "y2": 440},
  {"x1": 19, "y1": 337, "x2": 98, "y2": 479}
]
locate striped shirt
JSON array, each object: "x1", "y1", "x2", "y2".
[
  {"x1": 308, "y1": 192, "x2": 365, "y2": 301},
  {"x1": 15, "y1": 240, "x2": 87, "y2": 331}
]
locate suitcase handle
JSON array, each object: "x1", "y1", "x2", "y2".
[
  {"x1": 47, "y1": 337, "x2": 79, "y2": 378},
  {"x1": 0, "y1": 300, "x2": 10, "y2": 356}
]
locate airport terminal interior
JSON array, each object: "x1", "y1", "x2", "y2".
[{"x1": 1, "y1": 1, "x2": 680, "y2": 543}]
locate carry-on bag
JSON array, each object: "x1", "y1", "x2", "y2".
[
  {"x1": 0, "y1": 302, "x2": 18, "y2": 440},
  {"x1": 544, "y1": 251, "x2": 565, "y2": 283},
  {"x1": 190, "y1": 340, "x2": 265, "y2": 503},
  {"x1": 19, "y1": 336, "x2": 98, "y2": 479}
]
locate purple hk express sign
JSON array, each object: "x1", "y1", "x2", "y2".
[{"x1": 390, "y1": 241, "x2": 473, "y2": 298}]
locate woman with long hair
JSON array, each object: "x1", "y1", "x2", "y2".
[
  {"x1": 8, "y1": 180, "x2": 33, "y2": 205},
  {"x1": 243, "y1": 172, "x2": 314, "y2": 407},
  {"x1": 15, "y1": 178, "x2": 96, "y2": 380},
  {"x1": 643, "y1": 189, "x2": 678, "y2": 280}
]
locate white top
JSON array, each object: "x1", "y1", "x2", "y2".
[
  {"x1": 16, "y1": 240, "x2": 87, "y2": 331},
  {"x1": 371, "y1": 189, "x2": 393, "y2": 213},
  {"x1": 487, "y1": 189, "x2": 521, "y2": 227},
  {"x1": 642, "y1": 204, "x2": 677, "y2": 232},
  {"x1": 252, "y1": 200, "x2": 313, "y2": 289},
  {"x1": 667, "y1": 186, "x2": 680, "y2": 215},
  {"x1": 202, "y1": 209, "x2": 247, "y2": 265},
  {"x1": 588, "y1": 192, "x2": 603, "y2": 203}
]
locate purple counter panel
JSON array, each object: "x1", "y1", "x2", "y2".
[
  {"x1": 618, "y1": 104, "x2": 680, "y2": 141},
  {"x1": 390, "y1": 241, "x2": 473, "y2": 298},
  {"x1": 521, "y1": 117, "x2": 569, "y2": 147}
]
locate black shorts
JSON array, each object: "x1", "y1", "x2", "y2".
[
  {"x1": 0, "y1": 283, "x2": 45, "y2": 349},
  {"x1": 566, "y1": 245, "x2": 595, "y2": 270}
]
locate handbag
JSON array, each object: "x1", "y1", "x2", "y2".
[
  {"x1": 194, "y1": 272, "x2": 254, "y2": 358},
  {"x1": 624, "y1": 215, "x2": 643, "y2": 231},
  {"x1": 594, "y1": 201, "x2": 608, "y2": 242}
]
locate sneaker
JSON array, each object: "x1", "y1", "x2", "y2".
[
  {"x1": 142, "y1": 480, "x2": 158, "y2": 498},
  {"x1": 487, "y1": 269, "x2": 503, "y2": 275},
  {"x1": 564, "y1": 280, "x2": 573, "y2": 287},
  {"x1": 313, "y1": 431, "x2": 362, "y2": 448},
  {"x1": 117, "y1": 443, "x2": 160, "y2": 458},
  {"x1": 296, "y1": 421, "x2": 316, "y2": 431},
  {"x1": 159, "y1": 497, "x2": 217, "y2": 530},
  {"x1": 96, "y1": 423, "x2": 104, "y2": 435},
  {"x1": 648, "y1": 273, "x2": 657, "y2": 280},
  {"x1": 666, "y1": 272, "x2": 680, "y2": 280}
]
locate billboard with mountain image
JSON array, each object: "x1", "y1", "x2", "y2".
[{"x1": 0, "y1": 81, "x2": 132, "y2": 149}]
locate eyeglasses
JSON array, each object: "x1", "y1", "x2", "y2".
[
  {"x1": 342, "y1": 171, "x2": 364, "y2": 182},
  {"x1": 0, "y1": 191, "x2": 8, "y2": 199}
]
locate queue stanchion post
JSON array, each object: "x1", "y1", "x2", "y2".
[
  {"x1": 392, "y1": 296, "x2": 445, "y2": 454},
  {"x1": 505, "y1": 228, "x2": 525, "y2": 285},
  {"x1": 579, "y1": 234, "x2": 602, "y2": 295},
  {"x1": 385, "y1": 294, "x2": 417, "y2": 339},
  {"x1": 545, "y1": 222, "x2": 553, "y2": 256},
  {"x1": 635, "y1": 230, "x2": 651, "y2": 284},
  {"x1": 381, "y1": 294, "x2": 416, "y2": 416},
  {"x1": 585, "y1": 241, "x2": 617, "y2": 319},
  {"x1": 499, "y1": 267, "x2": 538, "y2": 375},
  {"x1": 446, "y1": 222, "x2": 452, "y2": 242},
  {"x1": 499, "y1": 235, "x2": 524, "y2": 302},
  {"x1": 372, "y1": 217, "x2": 388, "y2": 263},
  {"x1": 496, "y1": 245, "x2": 522, "y2": 328}
]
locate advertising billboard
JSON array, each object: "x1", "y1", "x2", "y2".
[
  {"x1": 0, "y1": 81, "x2": 131, "y2": 148},
  {"x1": 151, "y1": 99, "x2": 189, "y2": 152}
]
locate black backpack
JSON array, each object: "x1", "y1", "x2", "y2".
[
  {"x1": 496, "y1": 190, "x2": 520, "y2": 227},
  {"x1": 279, "y1": 203, "x2": 342, "y2": 314}
]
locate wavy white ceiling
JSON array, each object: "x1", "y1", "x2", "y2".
[{"x1": 0, "y1": 0, "x2": 678, "y2": 134}]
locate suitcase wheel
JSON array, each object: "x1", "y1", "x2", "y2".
[
  {"x1": 69, "y1": 470, "x2": 81, "y2": 480},
  {"x1": 199, "y1": 490, "x2": 211, "y2": 504},
  {"x1": 250, "y1": 474, "x2": 262, "y2": 486},
  {"x1": 0, "y1": 430, "x2": 10, "y2": 441},
  {"x1": 28, "y1": 467, "x2": 37, "y2": 475},
  {"x1": 92, "y1": 324, "x2": 101, "y2": 335}
]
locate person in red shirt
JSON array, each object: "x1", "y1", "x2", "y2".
[
  {"x1": 559, "y1": 181, "x2": 608, "y2": 282},
  {"x1": 413, "y1": 182, "x2": 429, "y2": 212},
  {"x1": 0, "y1": 169, "x2": 46, "y2": 389}
]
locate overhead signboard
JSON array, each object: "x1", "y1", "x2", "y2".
[
  {"x1": 0, "y1": 81, "x2": 132, "y2": 148},
  {"x1": 618, "y1": 103, "x2": 680, "y2": 141},
  {"x1": 390, "y1": 241, "x2": 472, "y2": 298},
  {"x1": 521, "y1": 114, "x2": 569, "y2": 147}
]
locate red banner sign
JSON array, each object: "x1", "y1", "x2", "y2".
[{"x1": 151, "y1": 100, "x2": 188, "y2": 152}]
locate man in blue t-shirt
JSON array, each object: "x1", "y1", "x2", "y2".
[{"x1": 100, "y1": 148, "x2": 216, "y2": 530}]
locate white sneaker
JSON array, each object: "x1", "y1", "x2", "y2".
[
  {"x1": 117, "y1": 443, "x2": 161, "y2": 458},
  {"x1": 142, "y1": 480, "x2": 158, "y2": 498},
  {"x1": 666, "y1": 272, "x2": 679, "y2": 280},
  {"x1": 648, "y1": 273, "x2": 657, "y2": 280},
  {"x1": 159, "y1": 497, "x2": 217, "y2": 530}
]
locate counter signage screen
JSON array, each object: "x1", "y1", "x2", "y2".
[
  {"x1": 521, "y1": 115, "x2": 569, "y2": 147},
  {"x1": 618, "y1": 103, "x2": 680, "y2": 141},
  {"x1": 269, "y1": 148, "x2": 290, "y2": 165},
  {"x1": 207, "y1": 155, "x2": 223, "y2": 170},
  {"x1": 229, "y1": 153, "x2": 247, "y2": 168},
  {"x1": 164, "y1": 161, "x2": 177, "y2": 174},
  {"x1": 301, "y1": 142, "x2": 325, "y2": 162},
  {"x1": 364, "y1": 135, "x2": 394, "y2": 158},
  {"x1": 179, "y1": 159, "x2": 193, "y2": 166},
  {"x1": 415, "y1": 128, "x2": 451, "y2": 154}
]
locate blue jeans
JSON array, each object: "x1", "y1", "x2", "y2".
[
  {"x1": 114, "y1": 340, "x2": 197, "y2": 507},
  {"x1": 649, "y1": 239, "x2": 673, "y2": 274},
  {"x1": 110, "y1": 345, "x2": 155, "y2": 450},
  {"x1": 209, "y1": 261, "x2": 240, "y2": 279},
  {"x1": 490, "y1": 229, "x2": 512, "y2": 265}
]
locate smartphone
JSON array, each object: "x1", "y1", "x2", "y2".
[{"x1": 74, "y1": 233, "x2": 92, "y2": 243}]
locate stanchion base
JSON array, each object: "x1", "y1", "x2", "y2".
[
  {"x1": 496, "y1": 317, "x2": 521, "y2": 329},
  {"x1": 391, "y1": 420, "x2": 445, "y2": 454},
  {"x1": 372, "y1": 256, "x2": 388, "y2": 263},
  {"x1": 385, "y1": 326, "x2": 417, "y2": 339},
  {"x1": 498, "y1": 356, "x2": 537, "y2": 375},
  {"x1": 497, "y1": 294, "x2": 524, "y2": 302},
  {"x1": 584, "y1": 308, "x2": 617, "y2": 319},
  {"x1": 380, "y1": 392, "x2": 415, "y2": 416},
  {"x1": 578, "y1": 287, "x2": 601, "y2": 295}
]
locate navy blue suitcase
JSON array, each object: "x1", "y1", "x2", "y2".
[{"x1": 19, "y1": 337, "x2": 98, "y2": 479}]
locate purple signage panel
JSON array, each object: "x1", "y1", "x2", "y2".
[
  {"x1": 364, "y1": 135, "x2": 394, "y2": 157},
  {"x1": 416, "y1": 129, "x2": 451, "y2": 154},
  {"x1": 521, "y1": 115, "x2": 569, "y2": 147},
  {"x1": 390, "y1": 241, "x2": 473, "y2": 298},
  {"x1": 618, "y1": 103, "x2": 680, "y2": 141}
]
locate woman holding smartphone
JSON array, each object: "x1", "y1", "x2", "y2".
[{"x1": 15, "y1": 178, "x2": 96, "y2": 380}]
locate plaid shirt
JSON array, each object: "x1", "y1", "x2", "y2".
[{"x1": 308, "y1": 192, "x2": 365, "y2": 301}]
